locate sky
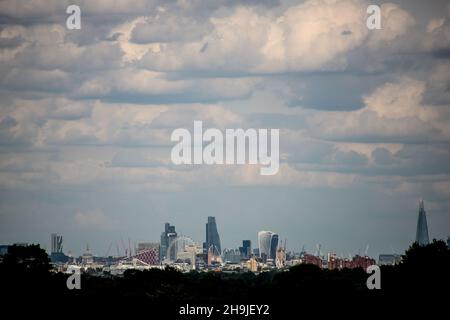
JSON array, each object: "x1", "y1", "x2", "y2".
[{"x1": 0, "y1": 0, "x2": 450, "y2": 258}]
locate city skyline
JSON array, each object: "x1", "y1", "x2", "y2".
[
  {"x1": 9, "y1": 199, "x2": 437, "y2": 259},
  {"x1": 1, "y1": 0, "x2": 450, "y2": 260}
]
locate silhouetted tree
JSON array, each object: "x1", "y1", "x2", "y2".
[
  {"x1": 402, "y1": 239, "x2": 450, "y2": 270},
  {"x1": 1, "y1": 244, "x2": 50, "y2": 274},
  {"x1": 395, "y1": 239, "x2": 450, "y2": 293}
]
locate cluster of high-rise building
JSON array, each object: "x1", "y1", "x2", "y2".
[
  {"x1": 43, "y1": 216, "x2": 379, "y2": 273},
  {"x1": 1, "y1": 199, "x2": 445, "y2": 274}
]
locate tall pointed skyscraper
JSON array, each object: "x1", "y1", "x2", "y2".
[
  {"x1": 415, "y1": 199, "x2": 429, "y2": 246},
  {"x1": 205, "y1": 216, "x2": 221, "y2": 254}
]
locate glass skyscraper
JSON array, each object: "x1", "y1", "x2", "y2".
[
  {"x1": 205, "y1": 216, "x2": 221, "y2": 254},
  {"x1": 239, "y1": 240, "x2": 251, "y2": 259},
  {"x1": 416, "y1": 199, "x2": 429, "y2": 246},
  {"x1": 258, "y1": 231, "x2": 279, "y2": 261},
  {"x1": 51, "y1": 233, "x2": 63, "y2": 254},
  {"x1": 160, "y1": 223, "x2": 177, "y2": 261}
]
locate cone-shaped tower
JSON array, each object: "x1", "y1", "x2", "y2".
[{"x1": 415, "y1": 199, "x2": 429, "y2": 246}]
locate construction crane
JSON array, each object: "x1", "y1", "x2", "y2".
[
  {"x1": 365, "y1": 244, "x2": 370, "y2": 256},
  {"x1": 105, "y1": 242, "x2": 113, "y2": 257},
  {"x1": 115, "y1": 241, "x2": 121, "y2": 257},
  {"x1": 120, "y1": 238, "x2": 127, "y2": 257},
  {"x1": 315, "y1": 243, "x2": 322, "y2": 257}
]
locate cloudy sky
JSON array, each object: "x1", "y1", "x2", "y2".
[{"x1": 1, "y1": 0, "x2": 449, "y2": 258}]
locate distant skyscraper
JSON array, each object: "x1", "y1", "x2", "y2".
[
  {"x1": 205, "y1": 216, "x2": 221, "y2": 254},
  {"x1": 270, "y1": 234, "x2": 279, "y2": 259},
  {"x1": 50, "y1": 233, "x2": 68, "y2": 263},
  {"x1": 275, "y1": 246, "x2": 286, "y2": 268},
  {"x1": 51, "y1": 233, "x2": 63, "y2": 253},
  {"x1": 160, "y1": 223, "x2": 177, "y2": 261},
  {"x1": 167, "y1": 232, "x2": 177, "y2": 261},
  {"x1": 258, "y1": 231, "x2": 279, "y2": 261},
  {"x1": 416, "y1": 199, "x2": 429, "y2": 246},
  {"x1": 239, "y1": 240, "x2": 251, "y2": 259}
]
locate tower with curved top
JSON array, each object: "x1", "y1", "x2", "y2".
[{"x1": 258, "y1": 230, "x2": 278, "y2": 261}]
